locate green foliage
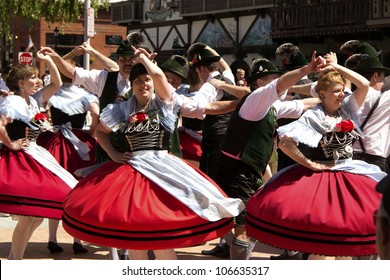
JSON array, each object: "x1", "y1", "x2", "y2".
[{"x1": 0, "y1": 0, "x2": 109, "y2": 35}]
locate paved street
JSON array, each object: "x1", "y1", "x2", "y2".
[{"x1": 0, "y1": 215, "x2": 281, "y2": 260}]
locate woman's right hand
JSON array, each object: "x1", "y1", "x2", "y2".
[
  {"x1": 8, "y1": 138, "x2": 29, "y2": 151},
  {"x1": 308, "y1": 160, "x2": 334, "y2": 172},
  {"x1": 108, "y1": 150, "x2": 133, "y2": 163}
]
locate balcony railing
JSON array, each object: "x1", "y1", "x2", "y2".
[
  {"x1": 271, "y1": 0, "x2": 369, "y2": 31},
  {"x1": 111, "y1": 0, "x2": 144, "y2": 24},
  {"x1": 180, "y1": 0, "x2": 275, "y2": 16}
]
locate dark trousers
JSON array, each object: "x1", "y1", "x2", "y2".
[
  {"x1": 199, "y1": 134, "x2": 225, "y2": 180},
  {"x1": 353, "y1": 152, "x2": 389, "y2": 173}
]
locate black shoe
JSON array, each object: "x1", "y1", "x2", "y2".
[
  {"x1": 120, "y1": 254, "x2": 129, "y2": 260},
  {"x1": 72, "y1": 242, "x2": 88, "y2": 254},
  {"x1": 215, "y1": 245, "x2": 230, "y2": 258},
  {"x1": 47, "y1": 242, "x2": 64, "y2": 254},
  {"x1": 201, "y1": 244, "x2": 224, "y2": 256},
  {"x1": 270, "y1": 250, "x2": 303, "y2": 260},
  {"x1": 302, "y1": 252, "x2": 310, "y2": 260},
  {"x1": 201, "y1": 244, "x2": 230, "y2": 258}
]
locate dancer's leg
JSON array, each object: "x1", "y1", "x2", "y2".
[
  {"x1": 130, "y1": 250, "x2": 149, "y2": 260},
  {"x1": 8, "y1": 216, "x2": 43, "y2": 260},
  {"x1": 153, "y1": 249, "x2": 177, "y2": 260}
]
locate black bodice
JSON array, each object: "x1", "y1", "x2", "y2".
[
  {"x1": 50, "y1": 107, "x2": 87, "y2": 129},
  {"x1": 115, "y1": 124, "x2": 171, "y2": 153},
  {"x1": 6, "y1": 120, "x2": 39, "y2": 141},
  {"x1": 299, "y1": 131, "x2": 355, "y2": 161}
]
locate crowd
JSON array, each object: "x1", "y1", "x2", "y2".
[{"x1": 0, "y1": 34, "x2": 389, "y2": 261}]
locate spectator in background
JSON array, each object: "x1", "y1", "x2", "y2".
[{"x1": 235, "y1": 68, "x2": 247, "y2": 87}]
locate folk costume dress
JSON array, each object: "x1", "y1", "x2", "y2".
[
  {"x1": 246, "y1": 99, "x2": 387, "y2": 257},
  {"x1": 63, "y1": 94, "x2": 245, "y2": 250},
  {"x1": 0, "y1": 94, "x2": 78, "y2": 219},
  {"x1": 37, "y1": 84, "x2": 99, "y2": 177}
]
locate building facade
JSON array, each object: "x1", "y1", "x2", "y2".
[
  {"x1": 112, "y1": 0, "x2": 390, "y2": 71},
  {"x1": 0, "y1": 8, "x2": 127, "y2": 76}
]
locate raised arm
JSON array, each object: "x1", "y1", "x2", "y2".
[
  {"x1": 133, "y1": 48, "x2": 171, "y2": 102},
  {"x1": 276, "y1": 51, "x2": 325, "y2": 95},
  {"x1": 64, "y1": 41, "x2": 120, "y2": 72},
  {"x1": 40, "y1": 47, "x2": 76, "y2": 80},
  {"x1": 204, "y1": 45, "x2": 230, "y2": 74},
  {"x1": 325, "y1": 52, "x2": 369, "y2": 107},
  {"x1": 35, "y1": 49, "x2": 62, "y2": 103}
]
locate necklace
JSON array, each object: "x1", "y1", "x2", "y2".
[
  {"x1": 136, "y1": 97, "x2": 151, "y2": 112},
  {"x1": 321, "y1": 104, "x2": 338, "y2": 117}
]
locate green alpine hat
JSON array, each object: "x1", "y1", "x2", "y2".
[
  {"x1": 189, "y1": 49, "x2": 221, "y2": 67},
  {"x1": 247, "y1": 59, "x2": 285, "y2": 84},
  {"x1": 111, "y1": 40, "x2": 135, "y2": 57},
  {"x1": 355, "y1": 56, "x2": 390, "y2": 76},
  {"x1": 160, "y1": 57, "x2": 188, "y2": 81},
  {"x1": 356, "y1": 42, "x2": 382, "y2": 57}
]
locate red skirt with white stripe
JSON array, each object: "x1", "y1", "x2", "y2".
[
  {"x1": 0, "y1": 147, "x2": 72, "y2": 219},
  {"x1": 63, "y1": 160, "x2": 233, "y2": 250},
  {"x1": 246, "y1": 165, "x2": 381, "y2": 256}
]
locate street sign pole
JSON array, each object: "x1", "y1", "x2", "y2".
[{"x1": 84, "y1": 0, "x2": 94, "y2": 70}]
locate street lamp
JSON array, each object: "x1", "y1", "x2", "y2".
[{"x1": 54, "y1": 27, "x2": 59, "y2": 51}]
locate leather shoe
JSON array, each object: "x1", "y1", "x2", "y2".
[
  {"x1": 201, "y1": 244, "x2": 230, "y2": 258},
  {"x1": 72, "y1": 242, "x2": 88, "y2": 254},
  {"x1": 47, "y1": 242, "x2": 64, "y2": 254},
  {"x1": 120, "y1": 254, "x2": 129, "y2": 260},
  {"x1": 270, "y1": 250, "x2": 305, "y2": 260}
]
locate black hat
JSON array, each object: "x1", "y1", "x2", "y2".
[
  {"x1": 355, "y1": 56, "x2": 390, "y2": 76},
  {"x1": 129, "y1": 63, "x2": 147, "y2": 84},
  {"x1": 189, "y1": 49, "x2": 221, "y2": 67},
  {"x1": 340, "y1": 40, "x2": 381, "y2": 58},
  {"x1": 111, "y1": 40, "x2": 135, "y2": 57},
  {"x1": 275, "y1": 43, "x2": 308, "y2": 71},
  {"x1": 247, "y1": 59, "x2": 285, "y2": 84},
  {"x1": 376, "y1": 175, "x2": 390, "y2": 216},
  {"x1": 160, "y1": 56, "x2": 188, "y2": 81}
]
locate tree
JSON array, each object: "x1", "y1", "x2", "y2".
[{"x1": 0, "y1": 0, "x2": 109, "y2": 35}]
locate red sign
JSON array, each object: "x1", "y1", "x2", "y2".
[{"x1": 19, "y1": 52, "x2": 33, "y2": 65}]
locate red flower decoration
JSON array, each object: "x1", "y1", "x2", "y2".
[
  {"x1": 129, "y1": 112, "x2": 149, "y2": 124},
  {"x1": 282, "y1": 58, "x2": 289, "y2": 66},
  {"x1": 33, "y1": 113, "x2": 48, "y2": 122},
  {"x1": 191, "y1": 55, "x2": 198, "y2": 66},
  {"x1": 335, "y1": 120, "x2": 354, "y2": 132}
]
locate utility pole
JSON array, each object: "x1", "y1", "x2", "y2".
[{"x1": 84, "y1": 0, "x2": 93, "y2": 70}]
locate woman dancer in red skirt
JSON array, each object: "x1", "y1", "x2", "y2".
[
  {"x1": 246, "y1": 52, "x2": 387, "y2": 258},
  {"x1": 62, "y1": 47, "x2": 244, "y2": 260},
  {"x1": 0, "y1": 50, "x2": 77, "y2": 259}
]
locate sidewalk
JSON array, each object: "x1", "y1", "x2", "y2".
[{"x1": 0, "y1": 215, "x2": 281, "y2": 260}]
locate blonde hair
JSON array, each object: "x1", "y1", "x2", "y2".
[
  {"x1": 236, "y1": 68, "x2": 245, "y2": 75},
  {"x1": 315, "y1": 70, "x2": 346, "y2": 93}
]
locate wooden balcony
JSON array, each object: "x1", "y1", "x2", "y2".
[
  {"x1": 179, "y1": 0, "x2": 275, "y2": 17},
  {"x1": 111, "y1": 0, "x2": 144, "y2": 24},
  {"x1": 270, "y1": 0, "x2": 371, "y2": 38}
]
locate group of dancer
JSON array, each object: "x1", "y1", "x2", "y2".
[{"x1": 0, "y1": 34, "x2": 388, "y2": 260}]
